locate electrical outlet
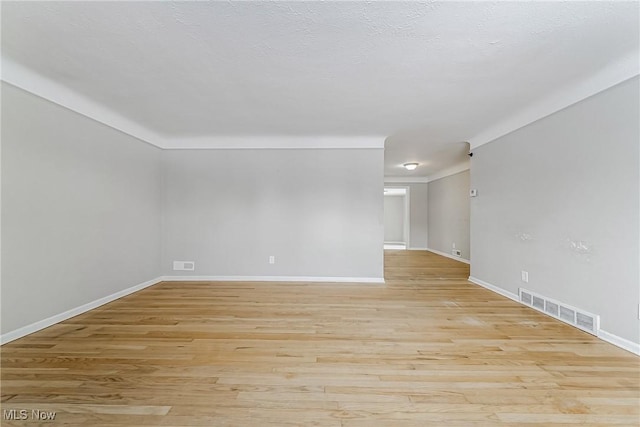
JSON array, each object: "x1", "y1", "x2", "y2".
[
  {"x1": 521, "y1": 270, "x2": 529, "y2": 283},
  {"x1": 452, "y1": 243, "x2": 456, "y2": 249},
  {"x1": 269, "y1": 256, "x2": 275, "y2": 264}
]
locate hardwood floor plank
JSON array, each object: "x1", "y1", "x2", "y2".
[{"x1": 1, "y1": 250, "x2": 638, "y2": 426}]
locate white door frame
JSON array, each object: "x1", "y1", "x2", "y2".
[{"x1": 383, "y1": 186, "x2": 411, "y2": 248}]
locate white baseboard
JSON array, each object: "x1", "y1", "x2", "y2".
[
  {"x1": 407, "y1": 247, "x2": 428, "y2": 251},
  {"x1": 467, "y1": 276, "x2": 519, "y2": 301},
  {"x1": 468, "y1": 276, "x2": 640, "y2": 356},
  {"x1": 0, "y1": 276, "x2": 163, "y2": 345},
  {"x1": 427, "y1": 248, "x2": 471, "y2": 264},
  {"x1": 384, "y1": 243, "x2": 407, "y2": 250},
  {"x1": 1, "y1": 275, "x2": 382, "y2": 345},
  {"x1": 598, "y1": 330, "x2": 640, "y2": 356},
  {"x1": 160, "y1": 275, "x2": 385, "y2": 284},
  {"x1": 4, "y1": 273, "x2": 637, "y2": 356}
]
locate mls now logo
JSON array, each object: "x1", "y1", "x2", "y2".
[
  {"x1": 32, "y1": 409, "x2": 57, "y2": 420},
  {"x1": 3, "y1": 409, "x2": 56, "y2": 421},
  {"x1": 3, "y1": 409, "x2": 28, "y2": 420}
]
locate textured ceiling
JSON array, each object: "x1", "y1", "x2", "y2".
[{"x1": 2, "y1": 1, "x2": 638, "y2": 177}]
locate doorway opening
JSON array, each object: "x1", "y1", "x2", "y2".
[{"x1": 384, "y1": 187, "x2": 409, "y2": 250}]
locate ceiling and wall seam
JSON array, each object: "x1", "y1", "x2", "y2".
[
  {"x1": 467, "y1": 52, "x2": 640, "y2": 149},
  {"x1": 0, "y1": 56, "x2": 385, "y2": 150},
  {"x1": 2, "y1": 1, "x2": 638, "y2": 175},
  {"x1": 3, "y1": 54, "x2": 635, "y2": 154},
  {"x1": 1, "y1": 57, "x2": 166, "y2": 149}
]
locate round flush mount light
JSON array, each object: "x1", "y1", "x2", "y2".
[{"x1": 403, "y1": 162, "x2": 419, "y2": 171}]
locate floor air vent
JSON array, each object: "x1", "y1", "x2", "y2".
[{"x1": 519, "y1": 288, "x2": 599, "y2": 335}]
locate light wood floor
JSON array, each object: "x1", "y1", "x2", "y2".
[{"x1": 2, "y1": 250, "x2": 638, "y2": 426}]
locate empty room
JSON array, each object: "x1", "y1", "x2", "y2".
[{"x1": 1, "y1": 1, "x2": 639, "y2": 426}]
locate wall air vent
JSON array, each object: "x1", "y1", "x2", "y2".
[
  {"x1": 173, "y1": 261, "x2": 195, "y2": 271},
  {"x1": 519, "y1": 288, "x2": 599, "y2": 335},
  {"x1": 576, "y1": 312, "x2": 595, "y2": 331},
  {"x1": 532, "y1": 295, "x2": 545, "y2": 311},
  {"x1": 559, "y1": 306, "x2": 576, "y2": 323},
  {"x1": 545, "y1": 301, "x2": 559, "y2": 317}
]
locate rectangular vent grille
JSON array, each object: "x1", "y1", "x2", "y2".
[
  {"x1": 559, "y1": 306, "x2": 576, "y2": 322},
  {"x1": 576, "y1": 312, "x2": 594, "y2": 330},
  {"x1": 545, "y1": 301, "x2": 559, "y2": 317},
  {"x1": 173, "y1": 261, "x2": 195, "y2": 271},
  {"x1": 532, "y1": 296, "x2": 545, "y2": 310},
  {"x1": 519, "y1": 288, "x2": 599, "y2": 335}
]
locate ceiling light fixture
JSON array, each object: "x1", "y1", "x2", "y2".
[{"x1": 403, "y1": 162, "x2": 419, "y2": 171}]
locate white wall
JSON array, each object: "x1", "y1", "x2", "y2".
[
  {"x1": 1, "y1": 83, "x2": 162, "y2": 335},
  {"x1": 162, "y1": 149, "x2": 384, "y2": 280},
  {"x1": 428, "y1": 170, "x2": 470, "y2": 260},
  {"x1": 382, "y1": 183, "x2": 428, "y2": 249},
  {"x1": 470, "y1": 76, "x2": 639, "y2": 346},
  {"x1": 384, "y1": 195, "x2": 405, "y2": 243}
]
